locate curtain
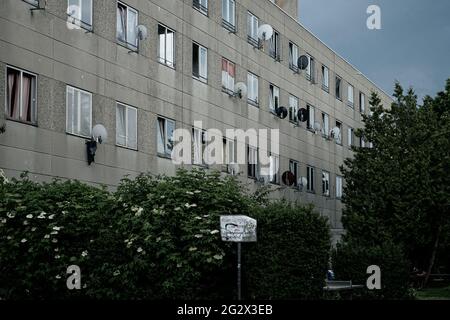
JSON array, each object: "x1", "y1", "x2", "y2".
[
  {"x1": 21, "y1": 74, "x2": 31, "y2": 122},
  {"x1": 193, "y1": 129, "x2": 201, "y2": 164},
  {"x1": 228, "y1": 62, "x2": 235, "y2": 90},
  {"x1": 127, "y1": 9, "x2": 137, "y2": 47},
  {"x1": 157, "y1": 118, "x2": 165, "y2": 154},
  {"x1": 221, "y1": 59, "x2": 227, "y2": 88},
  {"x1": 80, "y1": 92, "x2": 91, "y2": 136},
  {"x1": 127, "y1": 107, "x2": 137, "y2": 149},
  {"x1": 7, "y1": 70, "x2": 20, "y2": 119},
  {"x1": 166, "y1": 30, "x2": 174, "y2": 66},
  {"x1": 117, "y1": 4, "x2": 126, "y2": 42},
  {"x1": 199, "y1": 47, "x2": 207, "y2": 79},
  {"x1": 116, "y1": 104, "x2": 126, "y2": 146}
]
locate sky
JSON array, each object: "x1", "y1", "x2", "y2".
[{"x1": 298, "y1": 0, "x2": 450, "y2": 101}]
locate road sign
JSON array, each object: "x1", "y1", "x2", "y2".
[{"x1": 220, "y1": 215, "x2": 257, "y2": 242}]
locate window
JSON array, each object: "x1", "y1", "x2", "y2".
[
  {"x1": 116, "y1": 2, "x2": 138, "y2": 49},
  {"x1": 116, "y1": 103, "x2": 137, "y2": 150},
  {"x1": 347, "y1": 84, "x2": 354, "y2": 107},
  {"x1": 223, "y1": 138, "x2": 236, "y2": 165},
  {"x1": 288, "y1": 95, "x2": 299, "y2": 122},
  {"x1": 289, "y1": 160, "x2": 299, "y2": 187},
  {"x1": 305, "y1": 54, "x2": 315, "y2": 82},
  {"x1": 307, "y1": 166, "x2": 315, "y2": 192},
  {"x1": 6, "y1": 66, "x2": 37, "y2": 124},
  {"x1": 247, "y1": 72, "x2": 259, "y2": 105},
  {"x1": 322, "y1": 65, "x2": 329, "y2": 91},
  {"x1": 193, "y1": 0, "x2": 208, "y2": 15},
  {"x1": 347, "y1": 127, "x2": 353, "y2": 147},
  {"x1": 336, "y1": 175, "x2": 343, "y2": 199},
  {"x1": 157, "y1": 117, "x2": 175, "y2": 157},
  {"x1": 222, "y1": 58, "x2": 235, "y2": 93},
  {"x1": 222, "y1": 0, "x2": 236, "y2": 32},
  {"x1": 269, "y1": 154, "x2": 280, "y2": 184},
  {"x1": 193, "y1": 127, "x2": 207, "y2": 165},
  {"x1": 306, "y1": 105, "x2": 315, "y2": 130},
  {"x1": 192, "y1": 43, "x2": 208, "y2": 82},
  {"x1": 269, "y1": 30, "x2": 280, "y2": 61},
  {"x1": 158, "y1": 25, "x2": 175, "y2": 68},
  {"x1": 269, "y1": 84, "x2": 280, "y2": 112},
  {"x1": 360, "y1": 136, "x2": 366, "y2": 148},
  {"x1": 289, "y1": 42, "x2": 299, "y2": 72},
  {"x1": 247, "y1": 146, "x2": 258, "y2": 178},
  {"x1": 67, "y1": 0, "x2": 92, "y2": 30},
  {"x1": 335, "y1": 121, "x2": 342, "y2": 144},
  {"x1": 322, "y1": 171, "x2": 330, "y2": 196},
  {"x1": 247, "y1": 12, "x2": 259, "y2": 47},
  {"x1": 335, "y1": 76, "x2": 342, "y2": 100},
  {"x1": 321, "y1": 112, "x2": 329, "y2": 138},
  {"x1": 359, "y1": 92, "x2": 366, "y2": 113},
  {"x1": 66, "y1": 86, "x2": 92, "y2": 137}
]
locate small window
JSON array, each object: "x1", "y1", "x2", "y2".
[
  {"x1": 247, "y1": 146, "x2": 258, "y2": 178},
  {"x1": 157, "y1": 117, "x2": 175, "y2": 157},
  {"x1": 321, "y1": 113, "x2": 329, "y2": 138},
  {"x1": 269, "y1": 84, "x2": 280, "y2": 112},
  {"x1": 222, "y1": 0, "x2": 236, "y2": 32},
  {"x1": 359, "y1": 92, "x2": 366, "y2": 113},
  {"x1": 223, "y1": 138, "x2": 236, "y2": 165},
  {"x1": 67, "y1": 0, "x2": 93, "y2": 30},
  {"x1": 335, "y1": 121, "x2": 342, "y2": 144},
  {"x1": 347, "y1": 84, "x2": 354, "y2": 107},
  {"x1": 6, "y1": 66, "x2": 37, "y2": 124},
  {"x1": 289, "y1": 160, "x2": 299, "y2": 187},
  {"x1": 322, "y1": 171, "x2": 330, "y2": 196},
  {"x1": 322, "y1": 65, "x2": 329, "y2": 92},
  {"x1": 335, "y1": 76, "x2": 342, "y2": 100},
  {"x1": 269, "y1": 30, "x2": 281, "y2": 61},
  {"x1": 289, "y1": 42, "x2": 299, "y2": 72},
  {"x1": 158, "y1": 25, "x2": 175, "y2": 68},
  {"x1": 193, "y1": 127, "x2": 207, "y2": 165},
  {"x1": 307, "y1": 166, "x2": 315, "y2": 192},
  {"x1": 193, "y1": 0, "x2": 208, "y2": 15},
  {"x1": 336, "y1": 175, "x2": 343, "y2": 199},
  {"x1": 247, "y1": 72, "x2": 259, "y2": 106},
  {"x1": 347, "y1": 127, "x2": 353, "y2": 147},
  {"x1": 116, "y1": 102, "x2": 137, "y2": 150},
  {"x1": 192, "y1": 42, "x2": 208, "y2": 82},
  {"x1": 360, "y1": 136, "x2": 366, "y2": 148},
  {"x1": 247, "y1": 12, "x2": 259, "y2": 47},
  {"x1": 306, "y1": 104, "x2": 315, "y2": 130},
  {"x1": 305, "y1": 54, "x2": 315, "y2": 82},
  {"x1": 269, "y1": 154, "x2": 280, "y2": 184},
  {"x1": 222, "y1": 58, "x2": 235, "y2": 93},
  {"x1": 289, "y1": 95, "x2": 299, "y2": 123},
  {"x1": 66, "y1": 86, "x2": 92, "y2": 137},
  {"x1": 116, "y1": 2, "x2": 138, "y2": 49}
]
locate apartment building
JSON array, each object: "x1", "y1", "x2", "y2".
[{"x1": 0, "y1": 0, "x2": 393, "y2": 243}]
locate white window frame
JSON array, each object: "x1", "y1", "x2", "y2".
[
  {"x1": 116, "y1": 102, "x2": 138, "y2": 150},
  {"x1": 247, "y1": 12, "x2": 259, "y2": 44},
  {"x1": 322, "y1": 112, "x2": 329, "y2": 138},
  {"x1": 67, "y1": 0, "x2": 93, "y2": 30},
  {"x1": 289, "y1": 42, "x2": 299, "y2": 72},
  {"x1": 307, "y1": 166, "x2": 315, "y2": 192},
  {"x1": 335, "y1": 121, "x2": 342, "y2": 145},
  {"x1": 221, "y1": 58, "x2": 235, "y2": 93},
  {"x1": 193, "y1": 0, "x2": 208, "y2": 15},
  {"x1": 193, "y1": 127, "x2": 208, "y2": 165},
  {"x1": 322, "y1": 171, "x2": 330, "y2": 196},
  {"x1": 158, "y1": 24, "x2": 176, "y2": 68},
  {"x1": 347, "y1": 84, "x2": 354, "y2": 107},
  {"x1": 336, "y1": 76, "x2": 342, "y2": 100},
  {"x1": 360, "y1": 92, "x2": 366, "y2": 113},
  {"x1": 305, "y1": 54, "x2": 314, "y2": 82},
  {"x1": 269, "y1": 30, "x2": 280, "y2": 61},
  {"x1": 66, "y1": 86, "x2": 92, "y2": 138},
  {"x1": 157, "y1": 116, "x2": 175, "y2": 157},
  {"x1": 336, "y1": 175, "x2": 343, "y2": 199},
  {"x1": 269, "y1": 84, "x2": 280, "y2": 112},
  {"x1": 322, "y1": 65, "x2": 329, "y2": 91},
  {"x1": 223, "y1": 138, "x2": 236, "y2": 165},
  {"x1": 289, "y1": 160, "x2": 299, "y2": 187},
  {"x1": 248, "y1": 145, "x2": 258, "y2": 178},
  {"x1": 289, "y1": 95, "x2": 299, "y2": 123},
  {"x1": 192, "y1": 42, "x2": 208, "y2": 82},
  {"x1": 269, "y1": 154, "x2": 279, "y2": 184},
  {"x1": 307, "y1": 104, "x2": 315, "y2": 130},
  {"x1": 116, "y1": 2, "x2": 139, "y2": 49},
  {"x1": 5, "y1": 65, "x2": 38, "y2": 124},
  {"x1": 222, "y1": 0, "x2": 236, "y2": 30},
  {"x1": 347, "y1": 127, "x2": 353, "y2": 147},
  {"x1": 247, "y1": 72, "x2": 259, "y2": 105}
]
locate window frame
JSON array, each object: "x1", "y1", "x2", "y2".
[
  {"x1": 67, "y1": 0, "x2": 93, "y2": 31},
  {"x1": 321, "y1": 65, "x2": 329, "y2": 92},
  {"x1": 269, "y1": 83, "x2": 280, "y2": 112},
  {"x1": 157, "y1": 116, "x2": 175, "y2": 158},
  {"x1": 347, "y1": 83, "x2": 354, "y2": 108},
  {"x1": 289, "y1": 159, "x2": 299, "y2": 187},
  {"x1": 306, "y1": 104, "x2": 315, "y2": 130},
  {"x1": 347, "y1": 127, "x2": 354, "y2": 148},
  {"x1": 335, "y1": 120, "x2": 343, "y2": 145},
  {"x1": 65, "y1": 85, "x2": 93, "y2": 138},
  {"x1": 222, "y1": 0, "x2": 236, "y2": 32},
  {"x1": 288, "y1": 41, "x2": 299, "y2": 73},
  {"x1": 193, "y1": 0, "x2": 208, "y2": 16},
  {"x1": 221, "y1": 58, "x2": 236, "y2": 94},
  {"x1": 247, "y1": 72, "x2": 259, "y2": 106},
  {"x1": 359, "y1": 91, "x2": 366, "y2": 113},
  {"x1": 322, "y1": 170, "x2": 330, "y2": 197},
  {"x1": 116, "y1": 102, "x2": 138, "y2": 150},
  {"x1": 247, "y1": 12, "x2": 259, "y2": 47},
  {"x1": 157, "y1": 24, "x2": 176, "y2": 68},
  {"x1": 116, "y1": 1, "x2": 139, "y2": 50},
  {"x1": 247, "y1": 145, "x2": 258, "y2": 179},
  {"x1": 5, "y1": 65, "x2": 38, "y2": 125},
  {"x1": 321, "y1": 112, "x2": 329, "y2": 138},
  {"x1": 192, "y1": 42, "x2": 208, "y2": 83},
  {"x1": 269, "y1": 153, "x2": 280, "y2": 185},
  {"x1": 288, "y1": 94, "x2": 299, "y2": 123},
  {"x1": 269, "y1": 30, "x2": 281, "y2": 61},
  {"x1": 336, "y1": 175, "x2": 343, "y2": 199},
  {"x1": 335, "y1": 76, "x2": 342, "y2": 100},
  {"x1": 306, "y1": 165, "x2": 315, "y2": 193}
]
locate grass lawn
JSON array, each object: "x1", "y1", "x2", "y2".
[{"x1": 416, "y1": 286, "x2": 450, "y2": 300}]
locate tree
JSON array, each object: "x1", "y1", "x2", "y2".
[{"x1": 340, "y1": 79, "x2": 450, "y2": 286}]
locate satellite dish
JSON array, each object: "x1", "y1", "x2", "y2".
[
  {"x1": 297, "y1": 55, "x2": 309, "y2": 70},
  {"x1": 228, "y1": 162, "x2": 240, "y2": 176},
  {"x1": 234, "y1": 82, "x2": 247, "y2": 99},
  {"x1": 330, "y1": 127, "x2": 341, "y2": 141},
  {"x1": 275, "y1": 106, "x2": 288, "y2": 119},
  {"x1": 298, "y1": 177, "x2": 308, "y2": 189},
  {"x1": 257, "y1": 24, "x2": 274, "y2": 41},
  {"x1": 297, "y1": 108, "x2": 308, "y2": 122},
  {"x1": 137, "y1": 25, "x2": 148, "y2": 41},
  {"x1": 314, "y1": 122, "x2": 322, "y2": 132},
  {"x1": 282, "y1": 171, "x2": 295, "y2": 187},
  {"x1": 92, "y1": 124, "x2": 108, "y2": 144}
]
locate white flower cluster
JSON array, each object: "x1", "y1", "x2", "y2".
[{"x1": 131, "y1": 206, "x2": 144, "y2": 217}]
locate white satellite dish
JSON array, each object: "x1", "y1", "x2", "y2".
[
  {"x1": 298, "y1": 177, "x2": 308, "y2": 190},
  {"x1": 257, "y1": 24, "x2": 274, "y2": 41},
  {"x1": 330, "y1": 127, "x2": 341, "y2": 142},
  {"x1": 228, "y1": 162, "x2": 240, "y2": 176},
  {"x1": 137, "y1": 25, "x2": 148, "y2": 41},
  {"x1": 92, "y1": 124, "x2": 108, "y2": 144},
  {"x1": 234, "y1": 82, "x2": 247, "y2": 99},
  {"x1": 314, "y1": 122, "x2": 322, "y2": 133}
]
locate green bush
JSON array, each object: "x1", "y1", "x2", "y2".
[
  {"x1": 332, "y1": 241, "x2": 414, "y2": 300},
  {"x1": 244, "y1": 202, "x2": 330, "y2": 299}
]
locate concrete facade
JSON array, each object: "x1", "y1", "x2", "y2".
[{"x1": 0, "y1": 0, "x2": 392, "y2": 243}]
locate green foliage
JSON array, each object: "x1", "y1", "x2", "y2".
[
  {"x1": 332, "y1": 241, "x2": 413, "y2": 300},
  {"x1": 244, "y1": 202, "x2": 330, "y2": 300}
]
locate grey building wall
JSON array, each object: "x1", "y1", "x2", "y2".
[{"x1": 0, "y1": 0, "x2": 393, "y2": 244}]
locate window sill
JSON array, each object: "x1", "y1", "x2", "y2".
[
  {"x1": 289, "y1": 65, "x2": 299, "y2": 74},
  {"x1": 6, "y1": 118, "x2": 37, "y2": 127},
  {"x1": 66, "y1": 131, "x2": 92, "y2": 140},
  {"x1": 157, "y1": 60, "x2": 176, "y2": 70},
  {"x1": 336, "y1": 97, "x2": 343, "y2": 102},
  {"x1": 347, "y1": 102, "x2": 354, "y2": 108},
  {"x1": 66, "y1": 17, "x2": 93, "y2": 33},
  {"x1": 157, "y1": 153, "x2": 172, "y2": 160},
  {"x1": 116, "y1": 144, "x2": 138, "y2": 152},
  {"x1": 322, "y1": 86, "x2": 329, "y2": 93},
  {"x1": 222, "y1": 87, "x2": 234, "y2": 96},
  {"x1": 222, "y1": 20, "x2": 236, "y2": 33},
  {"x1": 117, "y1": 40, "x2": 138, "y2": 52},
  {"x1": 193, "y1": 5, "x2": 208, "y2": 16},
  {"x1": 193, "y1": 75, "x2": 208, "y2": 84},
  {"x1": 248, "y1": 100, "x2": 259, "y2": 108}
]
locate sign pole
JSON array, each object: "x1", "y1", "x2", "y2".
[{"x1": 237, "y1": 242, "x2": 242, "y2": 301}]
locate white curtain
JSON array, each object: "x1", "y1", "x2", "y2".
[
  {"x1": 80, "y1": 92, "x2": 91, "y2": 137},
  {"x1": 116, "y1": 104, "x2": 126, "y2": 146},
  {"x1": 21, "y1": 74, "x2": 31, "y2": 122},
  {"x1": 127, "y1": 9, "x2": 137, "y2": 47},
  {"x1": 127, "y1": 107, "x2": 137, "y2": 149},
  {"x1": 200, "y1": 47, "x2": 207, "y2": 79},
  {"x1": 7, "y1": 70, "x2": 20, "y2": 119},
  {"x1": 117, "y1": 5, "x2": 126, "y2": 42}
]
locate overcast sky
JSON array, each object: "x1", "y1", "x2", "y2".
[{"x1": 298, "y1": 0, "x2": 450, "y2": 101}]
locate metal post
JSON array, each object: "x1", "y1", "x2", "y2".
[{"x1": 237, "y1": 242, "x2": 242, "y2": 300}]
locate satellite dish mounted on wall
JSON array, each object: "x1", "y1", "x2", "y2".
[
  {"x1": 228, "y1": 162, "x2": 240, "y2": 176},
  {"x1": 297, "y1": 55, "x2": 309, "y2": 71},
  {"x1": 314, "y1": 122, "x2": 322, "y2": 133},
  {"x1": 257, "y1": 24, "x2": 274, "y2": 42},
  {"x1": 297, "y1": 108, "x2": 308, "y2": 123},
  {"x1": 234, "y1": 82, "x2": 247, "y2": 99},
  {"x1": 137, "y1": 25, "x2": 148, "y2": 41},
  {"x1": 330, "y1": 127, "x2": 341, "y2": 142},
  {"x1": 275, "y1": 106, "x2": 288, "y2": 119},
  {"x1": 297, "y1": 177, "x2": 308, "y2": 191},
  {"x1": 86, "y1": 124, "x2": 108, "y2": 166},
  {"x1": 282, "y1": 171, "x2": 295, "y2": 187}
]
